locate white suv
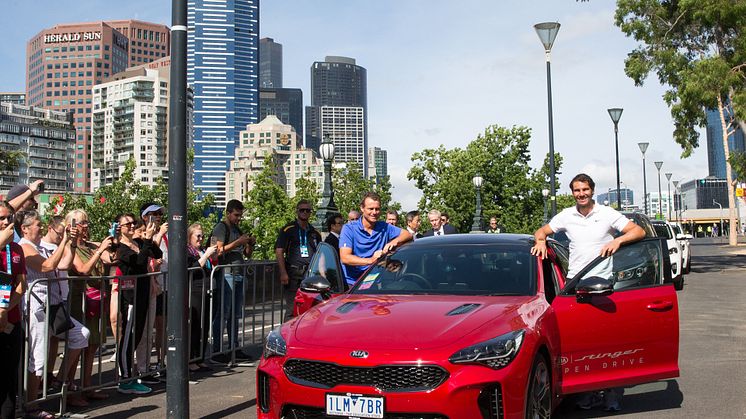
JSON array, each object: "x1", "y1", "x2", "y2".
[
  {"x1": 669, "y1": 222, "x2": 692, "y2": 274},
  {"x1": 652, "y1": 221, "x2": 684, "y2": 290}
]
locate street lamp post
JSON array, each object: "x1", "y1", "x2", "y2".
[
  {"x1": 665, "y1": 173, "x2": 672, "y2": 221},
  {"x1": 638, "y1": 142, "x2": 649, "y2": 216},
  {"x1": 672, "y1": 180, "x2": 680, "y2": 222},
  {"x1": 607, "y1": 108, "x2": 624, "y2": 210},
  {"x1": 534, "y1": 22, "x2": 560, "y2": 218},
  {"x1": 654, "y1": 161, "x2": 664, "y2": 219},
  {"x1": 541, "y1": 188, "x2": 549, "y2": 223},
  {"x1": 471, "y1": 173, "x2": 484, "y2": 232},
  {"x1": 713, "y1": 199, "x2": 723, "y2": 238},
  {"x1": 315, "y1": 135, "x2": 338, "y2": 231}
]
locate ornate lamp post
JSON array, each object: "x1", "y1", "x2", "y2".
[
  {"x1": 534, "y1": 22, "x2": 560, "y2": 218},
  {"x1": 665, "y1": 172, "x2": 673, "y2": 221},
  {"x1": 638, "y1": 142, "x2": 650, "y2": 215},
  {"x1": 471, "y1": 173, "x2": 484, "y2": 232},
  {"x1": 654, "y1": 161, "x2": 664, "y2": 219},
  {"x1": 607, "y1": 108, "x2": 623, "y2": 209},
  {"x1": 315, "y1": 135, "x2": 338, "y2": 231},
  {"x1": 541, "y1": 188, "x2": 549, "y2": 223},
  {"x1": 672, "y1": 180, "x2": 680, "y2": 221}
]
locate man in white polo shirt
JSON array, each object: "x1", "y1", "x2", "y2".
[{"x1": 530, "y1": 173, "x2": 645, "y2": 412}]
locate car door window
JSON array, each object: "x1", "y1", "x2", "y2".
[
  {"x1": 567, "y1": 239, "x2": 665, "y2": 291},
  {"x1": 306, "y1": 242, "x2": 345, "y2": 292}
]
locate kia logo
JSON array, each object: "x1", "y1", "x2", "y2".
[{"x1": 350, "y1": 350, "x2": 369, "y2": 358}]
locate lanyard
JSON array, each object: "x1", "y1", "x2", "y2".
[
  {"x1": 5, "y1": 244, "x2": 10, "y2": 275},
  {"x1": 298, "y1": 227, "x2": 308, "y2": 248}
]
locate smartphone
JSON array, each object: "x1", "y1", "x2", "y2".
[
  {"x1": 148, "y1": 215, "x2": 155, "y2": 225},
  {"x1": 71, "y1": 219, "x2": 77, "y2": 228},
  {"x1": 108, "y1": 222, "x2": 119, "y2": 237},
  {"x1": 210, "y1": 236, "x2": 217, "y2": 246},
  {"x1": 38, "y1": 182, "x2": 45, "y2": 193}
]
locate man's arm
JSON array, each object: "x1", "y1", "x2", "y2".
[
  {"x1": 530, "y1": 224, "x2": 555, "y2": 259},
  {"x1": 340, "y1": 246, "x2": 378, "y2": 267},
  {"x1": 600, "y1": 221, "x2": 646, "y2": 257},
  {"x1": 275, "y1": 247, "x2": 289, "y2": 285},
  {"x1": 382, "y1": 228, "x2": 412, "y2": 253}
]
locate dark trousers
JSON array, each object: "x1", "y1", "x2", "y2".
[
  {"x1": 0, "y1": 324, "x2": 21, "y2": 419},
  {"x1": 117, "y1": 280, "x2": 149, "y2": 379},
  {"x1": 189, "y1": 278, "x2": 209, "y2": 362},
  {"x1": 283, "y1": 266, "x2": 305, "y2": 321}
]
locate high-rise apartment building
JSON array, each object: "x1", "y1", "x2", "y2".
[
  {"x1": 0, "y1": 93, "x2": 26, "y2": 105},
  {"x1": 188, "y1": 0, "x2": 259, "y2": 206},
  {"x1": 367, "y1": 146, "x2": 388, "y2": 180},
  {"x1": 317, "y1": 106, "x2": 365, "y2": 170},
  {"x1": 91, "y1": 57, "x2": 189, "y2": 189},
  {"x1": 259, "y1": 88, "x2": 303, "y2": 142},
  {"x1": 259, "y1": 37, "x2": 282, "y2": 88},
  {"x1": 305, "y1": 56, "x2": 368, "y2": 174},
  {"x1": 0, "y1": 102, "x2": 75, "y2": 192},
  {"x1": 26, "y1": 20, "x2": 170, "y2": 193},
  {"x1": 225, "y1": 115, "x2": 322, "y2": 201},
  {"x1": 706, "y1": 109, "x2": 746, "y2": 179}
]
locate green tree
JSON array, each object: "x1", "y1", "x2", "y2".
[
  {"x1": 730, "y1": 152, "x2": 746, "y2": 181},
  {"x1": 293, "y1": 171, "x2": 321, "y2": 207},
  {"x1": 0, "y1": 150, "x2": 24, "y2": 173},
  {"x1": 332, "y1": 161, "x2": 373, "y2": 216},
  {"x1": 242, "y1": 154, "x2": 292, "y2": 260},
  {"x1": 615, "y1": 0, "x2": 746, "y2": 244},
  {"x1": 408, "y1": 125, "x2": 561, "y2": 233}
]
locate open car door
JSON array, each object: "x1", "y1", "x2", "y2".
[
  {"x1": 292, "y1": 242, "x2": 347, "y2": 318},
  {"x1": 551, "y1": 237, "x2": 680, "y2": 395}
]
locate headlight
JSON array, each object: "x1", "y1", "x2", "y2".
[
  {"x1": 449, "y1": 330, "x2": 525, "y2": 369},
  {"x1": 263, "y1": 327, "x2": 287, "y2": 359}
]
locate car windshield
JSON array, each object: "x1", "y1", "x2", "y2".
[
  {"x1": 652, "y1": 224, "x2": 671, "y2": 239},
  {"x1": 350, "y1": 244, "x2": 535, "y2": 296}
]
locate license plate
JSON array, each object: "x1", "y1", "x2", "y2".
[{"x1": 326, "y1": 393, "x2": 384, "y2": 418}]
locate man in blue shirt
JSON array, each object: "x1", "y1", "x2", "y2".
[{"x1": 340, "y1": 192, "x2": 412, "y2": 286}]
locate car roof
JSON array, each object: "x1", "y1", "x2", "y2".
[
  {"x1": 411, "y1": 233, "x2": 535, "y2": 248},
  {"x1": 622, "y1": 211, "x2": 658, "y2": 237}
]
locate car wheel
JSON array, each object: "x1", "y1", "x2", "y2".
[
  {"x1": 525, "y1": 354, "x2": 551, "y2": 419},
  {"x1": 674, "y1": 276, "x2": 684, "y2": 291}
]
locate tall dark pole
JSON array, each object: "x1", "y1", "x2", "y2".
[
  {"x1": 166, "y1": 0, "x2": 189, "y2": 416},
  {"x1": 638, "y1": 142, "x2": 649, "y2": 215},
  {"x1": 534, "y1": 22, "x2": 560, "y2": 218},
  {"x1": 655, "y1": 161, "x2": 664, "y2": 220},
  {"x1": 607, "y1": 108, "x2": 623, "y2": 210},
  {"x1": 471, "y1": 174, "x2": 484, "y2": 232},
  {"x1": 665, "y1": 172, "x2": 672, "y2": 221}
]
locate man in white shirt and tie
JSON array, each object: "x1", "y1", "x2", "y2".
[{"x1": 423, "y1": 209, "x2": 457, "y2": 236}]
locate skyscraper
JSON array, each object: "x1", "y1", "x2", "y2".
[
  {"x1": 188, "y1": 0, "x2": 259, "y2": 206},
  {"x1": 259, "y1": 88, "x2": 303, "y2": 142},
  {"x1": 26, "y1": 20, "x2": 170, "y2": 192},
  {"x1": 367, "y1": 147, "x2": 388, "y2": 180},
  {"x1": 706, "y1": 108, "x2": 746, "y2": 179},
  {"x1": 259, "y1": 37, "x2": 282, "y2": 88},
  {"x1": 305, "y1": 56, "x2": 368, "y2": 173}
]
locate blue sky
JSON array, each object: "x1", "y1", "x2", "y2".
[{"x1": 0, "y1": 0, "x2": 708, "y2": 210}]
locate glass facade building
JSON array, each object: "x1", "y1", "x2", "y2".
[
  {"x1": 259, "y1": 87, "x2": 303, "y2": 143},
  {"x1": 259, "y1": 37, "x2": 282, "y2": 88},
  {"x1": 706, "y1": 108, "x2": 745, "y2": 179},
  {"x1": 188, "y1": 0, "x2": 259, "y2": 206},
  {"x1": 680, "y1": 177, "x2": 729, "y2": 210}
]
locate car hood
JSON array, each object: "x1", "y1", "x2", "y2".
[{"x1": 292, "y1": 294, "x2": 535, "y2": 350}]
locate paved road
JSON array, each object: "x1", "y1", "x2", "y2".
[{"x1": 66, "y1": 237, "x2": 746, "y2": 418}]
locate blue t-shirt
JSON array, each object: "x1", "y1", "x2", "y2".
[{"x1": 340, "y1": 220, "x2": 401, "y2": 285}]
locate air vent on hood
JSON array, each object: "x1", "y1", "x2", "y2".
[
  {"x1": 336, "y1": 301, "x2": 359, "y2": 314},
  {"x1": 446, "y1": 303, "x2": 481, "y2": 316}
]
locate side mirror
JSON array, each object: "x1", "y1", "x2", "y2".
[
  {"x1": 684, "y1": 234, "x2": 693, "y2": 240},
  {"x1": 299, "y1": 275, "x2": 332, "y2": 299},
  {"x1": 675, "y1": 234, "x2": 686, "y2": 240},
  {"x1": 576, "y1": 277, "x2": 614, "y2": 302}
]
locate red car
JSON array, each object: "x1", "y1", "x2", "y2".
[{"x1": 257, "y1": 234, "x2": 679, "y2": 418}]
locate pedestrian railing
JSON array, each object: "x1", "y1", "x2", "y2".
[{"x1": 17, "y1": 260, "x2": 283, "y2": 417}]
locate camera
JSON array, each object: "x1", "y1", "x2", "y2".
[{"x1": 37, "y1": 182, "x2": 45, "y2": 193}]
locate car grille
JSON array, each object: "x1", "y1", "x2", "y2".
[
  {"x1": 283, "y1": 359, "x2": 449, "y2": 392},
  {"x1": 477, "y1": 384, "x2": 504, "y2": 419},
  {"x1": 257, "y1": 371, "x2": 270, "y2": 413},
  {"x1": 282, "y1": 405, "x2": 448, "y2": 419}
]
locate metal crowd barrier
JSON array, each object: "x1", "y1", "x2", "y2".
[{"x1": 17, "y1": 260, "x2": 283, "y2": 418}]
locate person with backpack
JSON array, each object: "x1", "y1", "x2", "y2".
[{"x1": 210, "y1": 200, "x2": 254, "y2": 360}]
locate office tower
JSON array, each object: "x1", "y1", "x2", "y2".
[
  {"x1": 367, "y1": 146, "x2": 388, "y2": 180},
  {"x1": 225, "y1": 115, "x2": 322, "y2": 201},
  {"x1": 680, "y1": 178, "x2": 729, "y2": 210},
  {"x1": 259, "y1": 37, "x2": 282, "y2": 88},
  {"x1": 0, "y1": 102, "x2": 75, "y2": 192},
  {"x1": 259, "y1": 87, "x2": 303, "y2": 141},
  {"x1": 188, "y1": 0, "x2": 259, "y2": 206},
  {"x1": 595, "y1": 189, "x2": 634, "y2": 208},
  {"x1": 91, "y1": 57, "x2": 192, "y2": 189},
  {"x1": 706, "y1": 109, "x2": 746, "y2": 179},
  {"x1": 305, "y1": 56, "x2": 368, "y2": 173},
  {"x1": 26, "y1": 20, "x2": 170, "y2": 193},
  {"x1": 0, "y1": 93, "x2": 26, "y2": 105},
  {"x1": 104, "y1": 20, "x2": 171, "y2": 67}
]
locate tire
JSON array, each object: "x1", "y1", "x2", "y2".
[
  {"x1": 674, "y1": 276, "x2": 684, "y2": 291},
  {"x1": 525, "y1": 354, "x2": 552, "y2": 419}
]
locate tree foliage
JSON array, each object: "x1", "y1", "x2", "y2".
[
  {"x1": 332, "y1": 162, "x2": 400, "y2": 216},
  {"x1": 730, "y1": 151, "x2": 746, "y2": 181},
  {"x1": 293, "y1": 172, "x2": 321, "y2": 208},
  {"x1": 615, "y1": 0, "x2": 746, "y2": 243},
  {"x1": 408, "y1": 125, "x2": 563, "y2": 234}
]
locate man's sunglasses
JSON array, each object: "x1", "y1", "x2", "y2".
[
  {"x1": 298, "y1": 208, "x2": 312, "y2": 213},
  {"x1": 0, "y1": 215, "x2": 13, "y2": 222}
]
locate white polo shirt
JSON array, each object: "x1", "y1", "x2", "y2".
[{"x1": 549, "y1": 204, "x2": 630, "y2": 278}]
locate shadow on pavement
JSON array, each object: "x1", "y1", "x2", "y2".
[
  {"x1": 201, "y1": 399, "x2": 257, "y2": 419},
  {"x1": 554, "y1": 379, "x2": 683, "y2": 417},
  {"x1": 690, "y1": 254, "x2": 746, "y2": 274}
]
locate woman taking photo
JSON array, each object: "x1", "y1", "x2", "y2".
[
  {"x1": 186, "y1": 224, "x2": 217, "y2": 372},
  {"x1": 65, "y1": 209, "x2": 114, "y2": 401},
  {"x1": 113, "y1": 213, "x2": 161, "y2": 395}
]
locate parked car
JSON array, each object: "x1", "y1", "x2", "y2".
[
  {"x1": 258, "y1": 235, "x2": 679, "y2": 418},
  {"x1": 670, "y1": 222, "x2": 692, "y2": 274},
  {"x1": 622, "y1": 211, "x2": 658, "y2": 238},
  {"x1": 651, "y1": 220, "x2": 684, "y2": 290}
]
